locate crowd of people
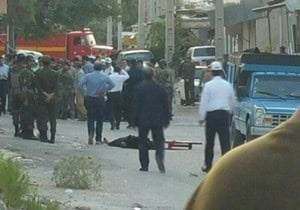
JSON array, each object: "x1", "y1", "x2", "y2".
[{"x1": 0, "y1": 53, "x2": 173, "y2": 148}]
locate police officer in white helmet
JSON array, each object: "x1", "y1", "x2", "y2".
[{"x1": 198, "y1": 61, "x2": 236, "y2": 172}]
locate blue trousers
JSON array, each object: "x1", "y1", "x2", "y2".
[{"x1": 85, "y1": 96, "x2": 105, "y2": 142}]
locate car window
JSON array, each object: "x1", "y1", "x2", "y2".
[
  {"x1": 123, "y1": 52, "x2": 154, "y2": 61},
  {"x1": 193, "y1": 47, "x2": 215, "y2": 57},
  {"x1": 253, "y1": 75, "x2": 300, "y2": 98}
]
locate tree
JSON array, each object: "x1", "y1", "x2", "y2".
[
  {"x1": 146, "y1": 17, "x2": 199, "y2": 67},
  {"x1": 2, "y1": 0, "x2": 120, "y2": 39},
  {"x1": 121, "y1": 0, "x2": 138, "y2": 30}
]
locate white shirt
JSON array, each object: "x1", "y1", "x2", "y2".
[
  {"x1": 104, "y1": 65, "x2": 114, "y2": 75},
  {"x1": 199, "y1": 76, "x2": 236, "y2": 121},
  {"x1": 109, "y1": 69, "x2": 129, "y2": 92},
  {"x1": 0, "y1": 64, "x2": 9, "y2": 80}
]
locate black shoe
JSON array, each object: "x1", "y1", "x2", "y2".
[
  {"x1": 110, "y1": 127, "x2": 115, "y2": 130},
  {"x1": 139, "y1": 168, "x2": 148, "y2": 172},
  {"x1": 116, "y1": 126, "x2": 120, "y2": 130},
  {"x1": 50, "y1": 133, "x2": 55, "y2": 143},
  {"x1": 201, "y1": 166, "x2": 211, "y2": 173}
]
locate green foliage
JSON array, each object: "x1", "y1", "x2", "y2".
[
  {"x1": 146, "y1": 17, "x2": 199, "y2": 67},
  {"x1": 122, "y1": 0, "x2": 138, "y2": 30},
  {"x1": 0, "y1": 156, "x2": 31, "y2": 208},
  {"x1": 2, "y1": 0, "x2": 120, "y2": 39},
  {"x1": 0, "y1": 155, "x2": 60, "y2": 209},
  {"x1": 146, "y1": 19, "x2": 166, "y2": 60},
  {"x1": 52, "y1": 156, "x2": 102, "y2": 190},
  {"x1": 22, "y1": 195, "x2": 60, "y2": 210}
]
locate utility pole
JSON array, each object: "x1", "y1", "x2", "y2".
[
  {"x1": 165, "y1": 0, "x2": 175, "y2": 65},
  {"x1": 107, "y1": 16, "x2": 113, "y2": 46},
  {"x1": 117, "y1": 0, "x2": 122, "y2": 50},
  {"x1": 215, "y1": 0, "x2": 225, "y2": 61},
  {"x1": 165, "y1": 0, "x2": 175, "y2": 82},
  {"x1": 138, "y1": 0, "x2": 145, "y2": 49}
]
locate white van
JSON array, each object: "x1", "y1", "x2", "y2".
[{"x1": 186, "y1": 45, "x2": 215, "y2": 65}]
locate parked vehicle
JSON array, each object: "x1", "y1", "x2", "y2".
[
  {"x1": 0, "y1": 28, "x2": 113, "y2": 61},
  {"x1": 186, "y1": 45, "x2": 215, "y2": 65},
  {"x1": 177, "y1": 65, "x2": 208, "y2": 104},
  {"x1": 117, "y1": 49, "x2": 155, "y2": 63},
  {"x1": 227, "y1": 52, "x2": 300, "y2": 148}
]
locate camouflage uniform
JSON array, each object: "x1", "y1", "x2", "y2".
[
  {"x1": 19, "y1": 56, "x2": 37, "y2": 139},
  {"x1": 57, "y1": 64, "x2": 74, "y2": 119},
  {"x1": 9, "y1": 56, "x2": 27, "y2": 137},
  {"x1": 180, "y1": 59, "x2": 195, "y2": 105},
  {"x1": 35, "y1": 56, "x2": 59, "y2": 143},
  {"x1": 155, "y1": 65, "x2": 173, "y2": 119}
]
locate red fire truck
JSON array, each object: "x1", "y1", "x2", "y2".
[{"x1": 0, "y1": 28, "x2": 113, "y2": 60}]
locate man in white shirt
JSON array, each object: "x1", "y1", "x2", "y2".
[
  {"x1": 199, "y1": 61, "x2": 236, "y2": 173},
  {"x1": 0, "y1": 55, "x2": 9, "y2": 114},
  {"x1": 104, "y1": 57, "x2": 114, "y2": 75},
  {"x1": 107, "y1": 66, "x2": 129, "y2": 130}
]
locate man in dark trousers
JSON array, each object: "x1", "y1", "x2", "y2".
[
  {"x1": 35, "y1": 55, "x2": 59, "y2": 143},
  {"x1": 134, "y1": 66, "x2": 170, "y2": 173},
  {"x1": 198, "y1": 61, "x2": 236, "y2": 172},
  {"x1": 80, "y1": 61, "x2": 114, "y2": 145},
  {"x1": 125, "y1": 59, "x2": 145, "y2": 128}
]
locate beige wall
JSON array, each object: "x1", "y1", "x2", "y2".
[{"x1": 0, "y1": 0, "x2": 7, "y2": 15}]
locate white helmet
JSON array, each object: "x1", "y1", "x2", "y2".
[
  {"x1": 105, "y1": 57, "x2": 112, "y2": 64},
  {"x1": 210, "y1": 61, "x2": 223, "y2": 71}
]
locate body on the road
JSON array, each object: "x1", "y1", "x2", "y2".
[
  {"x1": 134, "y1": 66, "x2": 170, "y2": 173},
  {"x1": 80, "y1": 61, "x2": 114, "y2": 144},
  {"x1": 199, "y1": 61, "x2": 236, "y2": 172}
]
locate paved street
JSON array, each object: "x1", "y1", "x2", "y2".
[{"x1": 0, "y1": 104, "x2": 223, "y2": 210}]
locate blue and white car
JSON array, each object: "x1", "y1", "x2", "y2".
[{"x1": 227, "y1": 53, "x2": 300, "y2": 147}]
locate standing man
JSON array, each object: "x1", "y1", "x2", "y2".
[
  {"x1": 199, "y1": 61, "x2": 236, "y2": 172},
  {"x1": 82, "y1": 56, "x2": 94, "y2": 74},
  {"x1": 103, "y1": 57, "x2": 114, "y2": 75},
  {"x1": 107, "y1": 66, "x2": 129, "y2": 130},
  {"x1": 73, "y1": 61, "x2": 87, "y2": 121},
  {"x1": 80, "y1": 61, "x2": 114, "y2": 145},
  {"x1": 0, "y1": 55, "x2": 9, "y2": 115},
  {"x1": 9, "y1": 54, "x2": 27, "y2": 137},
  {"x1": 180, "y1": 57, "x2": 195, "y2": 106},
  {"x1": 125, "y1": 59, "x2": 145, "y2": 128},
  {"x1": 134, "y1": 66, "x2": 170, "y2": 173},
  {"x1": 35, "y1": 56, "x2": 59, "y2": 143},
  {"x1": 19, "y1": 55, "x2": 37, "y2": 139}
]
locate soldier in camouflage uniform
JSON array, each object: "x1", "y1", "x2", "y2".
[
  {"x1": 180, "y1": 57, "x2": 195, "y2": 105},
  {"x1": 8, "y1": 54, "x2": 27, "y2": 137},
  {"x1": 154, "y1": 59, "x2": 174, "y2": 120},
  {"x1": 56, "y1": 59, "x2": 74, "y2": 119},
  {"x1": 35, "y1": 56, "x2": 59, "y2": 143},
  {"x1": 19, "y1": 55, "x2": 37, "y2": 139}
]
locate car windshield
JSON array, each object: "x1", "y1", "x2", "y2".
[
  {"x1": 124, "y1": 52, "x2": 154, "y2": 61},
  {"x1": 85, "y1": 34, "x2": 96, "y2": 46},
  {"x1": 252, "y1": 75, "x2": 300, "y2": 99},
  {"x1": 193, "y1": 47, "x2": 215, "y2": 57}
]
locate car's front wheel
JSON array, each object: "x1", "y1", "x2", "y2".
[
  {"x1": 230, "y1": 121, "x2": 245, "y2": 148},
  {"x1": 246, "y1": 119, "x2": 255, "y2": 141}
]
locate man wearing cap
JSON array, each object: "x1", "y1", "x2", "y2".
[
  {"x1": 80, "y1": 61, "x2": 114, "y2": 144},
  {"x1": 199, "y1": 61, "x2": 236, "y2": 172},
  {"x1": 103, "y1": 57, "x2": 114, "y2": 75},
  {"x1": 0, "y1": 55, "x2": 9, "y2": 115}
]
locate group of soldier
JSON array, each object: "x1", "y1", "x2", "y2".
[{"x1": 0, "y1": 52, "x2": 174, "y2": 144}]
